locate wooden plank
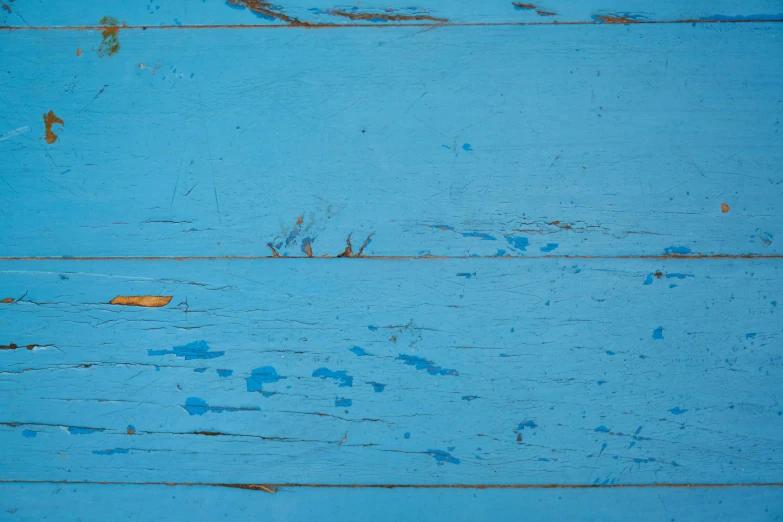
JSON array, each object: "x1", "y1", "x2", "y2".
[
  {"x1": 2, "y1": 0, "x2": 783, "y2": 27},
  {"x1": 1, "y1": 483, "x2": 782, "y2": 521},
  {"x1": 1, "y1": 258, "x2": 780, "y2": 484},
  {"x1": 1, "y1": 24, "x2": 781, "y2": 258}
]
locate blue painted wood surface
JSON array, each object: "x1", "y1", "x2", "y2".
[
  {"x1": 1, "y1": 0, "x2": 782, "y2": 518},
  {"x1": 0, "y1": 24, "x2": 781, "y2": 257},
  {"x1": 1, "y1": 484, "x2": 782, "y2": 521}
]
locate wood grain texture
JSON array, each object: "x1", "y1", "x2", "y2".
[
  {"x1": 0, "y1": 25, "x2": 781, "y2": 259},
  {"x1": 1, "y1": 259, "x2": 780, "y2": 484},
  {"x1": 2, "y1": 0, "x2": 783, "y2": 27},
  {"x1": 1, "y1": 483, "x2": 782, "y2": 521}
]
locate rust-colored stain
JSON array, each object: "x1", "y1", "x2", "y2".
[
  {"x1": 326, "y1": 10, "x2": 447, "y2": 23},
  {"x1": 721, "y1": 202, "x2": 730, "y2": 213},
  {"x1": 43, "y1": 110, "x2": 64, "y2": 144},
  {"x1": 512, "y1": 3, "x2": 537, "y2": 9},
  {"x1": 225, "y1": 0, "x2": 312, "y2": 27},
  {"x1": 1, "y1": 298, "x2": 14, "y2": 303},
  {"x1": 267, "y1": 243, "x2": 280, "y2": 257},
  {"x1": 302, "y1": 238, "x2": 314, "y2": 257},
  {"x1": 76, "y1": 48, "x2": 83, "y2": 56},
  {"x1": 109, "y1": 295, "x2": 173, "y2": 307},
  {"x1": 0, "y1": 343, "x2": 40, "y2": 351},
  {"x1": 593, "y1": 14, "x2": 642, "y2": 23},
  {"x1": 536, "y1": 9, "x2": 556, "y2": 16},
  {"x1": 98, "y1": 16, "x2": 122, "y2": 57},
  {"x1": 127, "y1": 426, "x2": 135, "y2": 435},
  {"x1": 654, "y1": 271, "x2": 664, "y2": 279},
  {"x1": 337, "y1": 236, "x2": 354, "y2": 258}
]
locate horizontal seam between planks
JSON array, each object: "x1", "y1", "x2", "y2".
[
  {"x1": 0, "y1": 20, "x2": 782, "y2": 31},
  {"x1": 0, "y1": 255, "x2": 782, "y2": 261},
  {"x1": 1, "y1": 481, "x2": 783, "y2": 492}
]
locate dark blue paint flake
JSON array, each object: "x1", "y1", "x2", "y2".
[
  {"x1": 182, "y1": 397, "x2": 260, "y2": 416},
  {"x1": 22, "y1": 430, "x2": 37, "y2": 438},
  {"x1": 216, "y1": 369, "x2": 233, "y2": 378},
  {"x1": 517, "y1": 420, "x2": 538, "y2": 430},
  {"x1": 350, "y1": 346, "x2": 370, "y2": 356},
  {"x1": 148, "y1": 340, "x2": 224, "y2": 360},
  {"x1": 92, "y1": 448, "x2": 130, "y2": 456},
  {"x1": 427, "y1": 449, "x2": 460, "y2": 465},
  {"x1": 653, "y1": 326, "x2": 664, "y2": 340},
  {"x1": 367, "y1": 382, "x2": 386, "y2": 392},
  {"x1": 246, "y1": 366, "x2": 286, "y2": 393},
  {"x1": 504, "y1": 235, "x2": 529, "y2": 251},
  {"x1": 669, "y1": 406, "x2": 688, "y2": 415},
  {"x1": 595, "y1": 426, "x2": 611, "y2": 433},
  {"x1": 335, "y1": 397, "x2": 352, "y2": 407},
  {"x1": 663, "y1": 246, "x2": 692, "y2": 255},
  {"x1": 540, "y1": 243, "x2": 558, "y2": 253},
  {"x1": 397, "y1": 354, "x2": 458, "y2": 376},
  {"x1": 312, "y1": 368, "x2": 354, "y2": 387}
]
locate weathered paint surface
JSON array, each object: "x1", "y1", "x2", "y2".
[
  {"x1": 0, "y1": 25, "x2": 781, "y2": 257},
  {"x1": 1, "y1": 484, "x2": 783, "y2": 521},
  {"x1": 2, "y1": 0, "x2": 783, "y2": 26},
  {"x1": 0, "y1": 259, "x2": 781, "y2": 484},
  {"x1": 1, "y1": 0, "x2": 782, "y2": 518}
]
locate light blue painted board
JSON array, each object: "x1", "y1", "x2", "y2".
[
  {"x1": 1, "y1": 484, "x2": 782, "y2": 522},
  {"x1": 1, "y1": 259, "x2": 780, "y2": 483},
  {"x1": 1, "y1": 24, "x2": 781, "y2": 257},
  {"x1": 2, "y1": 0, "x2": 783, "y2": 27}
]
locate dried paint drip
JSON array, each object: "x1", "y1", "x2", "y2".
[
  {"x1": 42, "y1": 111, "x2": 64, "y2": 144},
  {"x1": 109, "y1": 296, "x2": 173, "y2": 307},
  {"x1": 98, "y1": 16, "x2": 122, "y2": 57}
]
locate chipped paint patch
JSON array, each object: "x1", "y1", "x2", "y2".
[
  {"x1": 1, "y1": 298, "x2": 14, "y2": 304},
  {"x1": 147, "y1": 340, "x2": 224, "y2": 360},
  {"x1": 225, "y1": 0, "x2": 311, "y2": 26},
  {"x1": 592, "y1": 12, "x2": 647, "y2": 23},
  {"x1": 335, "y1": 397, "x2": 352, "y2": 407},
  {"x1": 109, "y1": 295, "x2": 172, "y2": 307},
  {"x1": 98, "y1": 16, "x2": 122, "y2": 57},
  {"x1": 349, "y1": 346, "x2": 370, "y2": 356},
  {"x1": 397, "y1": 354, "x2": 458, "y2": 376},
  {"x1": 312, "y1": 368, "x2": 353, "y2": 387},
  {"x1": 669, "y1": 406, "x2": 688, "y2": 415},
  {"x1": 653, "y1": 326, "x2": 664, "y2": 340},
  {"x1": 367, "y1": 382, "x2": 386, "y2": 393},
  {"x1": 428, "y1": 449, "x2": 460, "y2": 465},
  {"x1": 217, "y1": 369, "x2": 233, "y2": 378},
  {"x1": 721, "y1": 202, "x2": 730, "y2": 213},
  {"x1": 246, "y1": 366, "x2": 286, "y2": 393},
  {"x1": 325, "y1": 9, "x2": 446, "y2": 23},
  {"x1": 43, "y1": 111, "x2": 64, "y2": 144}
]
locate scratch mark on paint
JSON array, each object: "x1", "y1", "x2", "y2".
[
  {"x1": 92, "y1": 448, "x2": 129, "y2": 455},
  {"x1": 42, "y1": 111, "x2": 64, "y2": 144},
  {"x1": 109, "y1": 295, "x2": 173, "y2": 307},
  {"x1": 98, "y1": 16, "x2": 122, "y2": 57},
  {"x1": 0, "y1": 126, "x2": 30, "y2": 142},
  {"x1": 225, "y1": 0, "x2": 312, "y2": 26},
  {"x1": 397, "y1": 354, "x2": 458, "y2": 376},
  {"x1": 312, "y1": 368, "x2": 353, "y2": 387},
  {"x1": 183, "y1": 397, "x2": 260, "y2": 416},
  {"x1": 325, "y1": 9, "x2": 446, "y2": 23},
  {"x1": 591, "y1": 12, "x2": 646, "y2": 23},
  {"x1": 147, "y1": 340, "x2": 224, "y2": 360},
  {"x1": 68, "y1": 427, "x2": 104, "y2": 435},
  {"x1": 246, "y1": 366, "x2": 286, "y2": 393}
]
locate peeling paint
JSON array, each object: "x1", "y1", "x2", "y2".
[
  {"x1": 109, "y1": 295, "x2": 173, "y2": 307},
  {"x1": 42, "y1": 110, "x2": 64, "y2": 144}
]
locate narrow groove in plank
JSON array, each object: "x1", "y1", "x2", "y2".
[
  {"x1": 2, "y1": 480, "x2": 783, "y2": 489},
  {"x1": 1, "y1": 19, "x2": 783, "y2": 31},
  {"x1": 2, "y1": 255, "x2": 782, "y2": 261}
]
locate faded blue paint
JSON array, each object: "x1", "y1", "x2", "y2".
[
  {"x1": 147, "y1": 341, "x2": 224, "y2": 360},
  {"x1": 312, "y1": 368, "x2": 353, "y2": 387},
  {"x1": 246, "y1": 367, "x2": 286, "y2": 393},
  {"x1": 397, "y1": 354, "x2": 458, "y2": 376}
]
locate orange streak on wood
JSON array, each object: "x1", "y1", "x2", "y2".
[{"x1": 109, "y1": 296, "x2": 173, "y2": 307}]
